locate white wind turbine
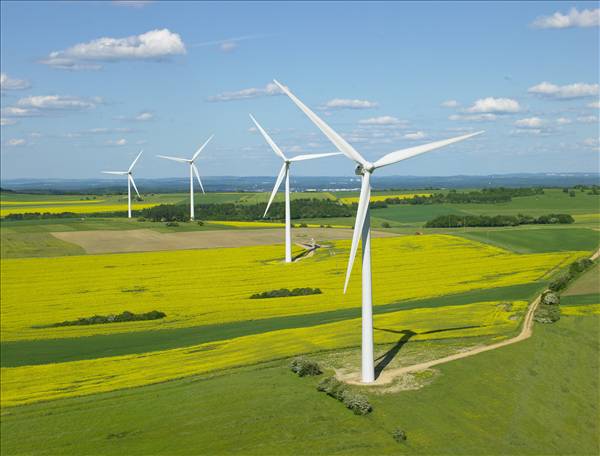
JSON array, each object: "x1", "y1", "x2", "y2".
[
  {"x1": 273, "y1": 79, "x2": 484, "y2": 383},
  {"x1": 102, "y1": 150, "x2": 143, "y2": 219},
  {"x1": 250, "y1": 114, "x2": 341, "y2": 263},
  {"x1": 157, "y1": 135, "x2": 213, "y2": 221}
]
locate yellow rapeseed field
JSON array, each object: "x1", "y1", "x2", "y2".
[
  {"x1": 1, "y1": 235, "x2": 583, "y2": 342},
  {"x1": 339, "y1": 193, "x2": 432, "y2": 204},
  {"x1": 0, "y1": 300, "x2": 527, "y2": 406},
  {"x1": 0, "y1": 200, "x2": 107, "y2": 206},
  {"x1": 0, "y1": 203, "x2": 160, "y2": 217}
]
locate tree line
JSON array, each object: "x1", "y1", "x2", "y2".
[{"x1": 424, "y1": 213, "x2": 574, "y2": 228}]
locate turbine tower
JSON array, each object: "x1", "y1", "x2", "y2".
[
  {"x1": 157, "y1": 135, "x2": 213, "y2": 221},
  {"x1": 250, "y1": 114, "x2": 340, "y2": 263},
  {"x1": 102, "y1": 150, "x2": 143, "y2": 219},
  {"x1": 273, "y1": 79, "x2": 483, "y2": 383}
]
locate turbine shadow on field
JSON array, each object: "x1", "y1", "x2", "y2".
[{"x1": 373, "y1": 325, "x2": 485, "y2": 379}]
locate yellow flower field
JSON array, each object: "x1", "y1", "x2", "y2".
[
  {"x1": 339, "y1": 193, "x2": 431, "y2": 204},
  {"x1": 0, "y1": 200, "x2": 106, "y2": 206},
  {"x1": 0, "y1": 203, "x2": 160, "y2": 217},
  {"x1": 1, "y1": 235, "x2": 584, "y2": 342},
  {"x1": 0, "y1": 300, "x2": 527, "y2": 407}
]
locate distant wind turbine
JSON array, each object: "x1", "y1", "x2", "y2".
[
  {"x1": 157, "y1": 135, "x2": 213, "y2": 221},
  {"x1": 102, "y1": 150, "x2": 143, "y2": 219},
  {"x1": 273, "y1": 79, "x2": 484, "y2": 383},
  {"x1": 250, "y1": 114, "x2": 341, "y2": 263}
]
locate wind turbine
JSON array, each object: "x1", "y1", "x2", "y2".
[
  {"x1": 250, "y1": 114, "x2": 341, "y2": 263},
  {"x1": 273, "y1": 79, "x2": 483, "y2": 383},
  {"x1": 102, "y1": 150, "x2": 143, "y2": 219},
  {"x1": 157, "y1": 135, "x2": 213, "y2": 221}
]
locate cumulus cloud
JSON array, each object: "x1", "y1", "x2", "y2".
[
  {"x1": 135, "y1": 111, "x2": 154, "y2": 121},
  {"x1": 5, "y1": 138, "x2": 26, "y2": 146},
  {"x1": 207, "y1": 82, "x2": 282, "y2": 102},
  {"x1": 577, "y1": 115, "x2": 599, "y2": 124},
  {"x1": 358, "y1": 116, "x2": 407, "y2": 126},
  {"x1": 1, "y1": 73, "x2": 30, "y2": 91},
  {"x1": 40, "y1": 29, "x2": 186, "y2": 70},
  {"x1": 403, "y1": 131, "x2": 426, "y2": 140},
  {"x1": 532, "y1": 7, "x2": 599, "y2": 29},
  {"x1": 588, "y1": 100, "x2": 600, "y2": 109},
  {"x1": 0, "y1": 118, "x2": 18, "y2": 126},
  {"x1": 556, "y1": 117, "x2": 572, "y2": 125},
  {"x1": 528, "y1": 82, "x2": 599, "y2": 99},
  {"x1": 465, "y1": 97, "x2": 521, "y2": 114},
  {"x1": 582, "y1": 137, "x2": 600, "y2": 150},
  {"x1": 514, "y1": 117, "x2": 543, "y2": 128},
  {"x1": 449, "y1": 113, "x2": 497, "y2": 121},
  {"x1": 106, "y1": 138, "x2": 128, "y2": 146},
  {"x1": 441, "y1": 100, "x2": 459, "y2": 108},
  {"x1": 1, "y1": 95, "x2": 100, "y2": 120},
  {"x1": 323, "y1": 98, "x2": 378, "y2": 110}
]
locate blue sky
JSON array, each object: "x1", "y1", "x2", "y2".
[{"x1": 1, "y1": 1, "x2": 598, "y2": 180}]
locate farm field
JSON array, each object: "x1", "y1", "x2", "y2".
[{"x1": 1, "y1": 187, "x2": 598, "y2": 455}]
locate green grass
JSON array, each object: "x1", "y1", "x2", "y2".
[
  {"x1": 563, "y1": 263, "x2": 599, "y2": 296},
  {"x1": 0, "y1": 282, "x2": 542, "y2": 367},
  {"x1": 0, "y1": 232, "x2": 85, "y2": 258},
  {"x1": 457, "y1": 228, "x2": 600, "y2": 254},
  {"x1": 1, "y1": 314, "x2": 597, "y2": 455},
  {"x1": 561, "y1": 293, "x2": 599, "y2": 306}
]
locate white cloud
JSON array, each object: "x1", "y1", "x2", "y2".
[
  {"x1": 556, "y1": 117, "x2": 572, "y2": 125},
  {"x1": 528, "y1": 81, "x2": 599, "y2": 99},
  {"x1": 219, "y1": 41, "x2": 237, "y2": 52},
  {"x1": 112, "y1": 0, "x2": 154, "y2": 7},
  {"x1": 465, "y1": 97, "x2": 521, "y2": 113},
  {"x1": 358, "y1": 116, "x2": 406, "y2": 126},
  {"x1": 514, "y1": 117, "x2": 543, "y2": 128},
  {"x1": 449, "y1": 113, "x2": 497, "y2": 121},
  {"x1": 0, "y1": 73, "x2": 30, "y2": 91},
  {"x1": 323, "y1": 98, "x2": 378, "y2": 110},
  {"x1": 5, "y1": 138, "x2": 26, "y2": 146},
  {"x1": 106, "y1": 138, "x2": 128, "y2": 146},
  {"x1": 582, "y1": 137, "x2": 600, "y2": 149},
  {"x1": 441, "y1": 100, "x2": 459, "y2": 108},
  {"x1": 207, "y1": 82, "x2": 282, "y2": 102},
  {"x1": 532, "y1": 8, "x2": 600, "y2": 29},
  {"x1": 0, "y1": 118, "x2": 17, "y2": 126},
  {"x1": 1, "y1": 106, "x2": 37, "y2": 117},
  {"x1": 588, "y1": 100, "x2": 600, "y2": 109},
  {"x1": 510, "y1": 129, "x2": 542, "y2": 136},
  {"x1": 135, "y1": 111, "x2": 154, "y2": 121},
  {"x1": 403, "y1": 131, "x2": 426, "y2": 140},
  {"x1": 577, "y1": 115, "x2": 599, "y2": 124},
  {"x1": 40, "y1": 29, "x2": 186, "y2": 70},
  {"x1": 17, "y1": 95, "x2": 99, "y2": 110}
]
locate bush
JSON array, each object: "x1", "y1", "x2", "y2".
[
  {"x1": 47, "y1": 310, "x2": 166, "y2": 328},
  {"x1": 250, "y1": 287, "x2": 322, "y2": 299},
  {"x1": 549, "y1": 274, "x2": 571, "y2": 292},
  {"x1": 392, "y1": 428, "x2": 407, "y2": 443},
  {"x1": 197, "y1": 220, "x2": 204, "y2": 226},
  {"x1": 534, "y1": 304, "x2": 560, "y2": 324},
  {"x1": 381, "y1": 222, "x2": 391, "y2": 228},
  {"x1": 165, "y1": 221, "x2": 179, "y2": 227},
  {"x1": 341, "y1": 390, "x2": 373, "y2": 415},
  {"x1": 316, "y1": 376, "x2": 372, "y2": 415},
  {"x1": 290, "y1": 357, "x2": 322, "y2": 377},
  {"x1": 541, "y1": 291, "x2": 560, "y2": 306}
]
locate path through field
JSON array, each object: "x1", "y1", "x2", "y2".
[
  {"x1": 52, "y1": 227, "x2": 397, "y2": 254},
  {"x1": 342, "y1": 248, "x2": 600, "y2": 386}
]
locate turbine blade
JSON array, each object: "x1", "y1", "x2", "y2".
[
  {"x1": 373, "y1": 131, "x2": 484, "y2": 169},
  {"x1": 192, "y1": 163, "x2": 205, "y2": 194},
  {"x1": 157, "y1": 155, "x2": 189, "y2": 163},
  {"x1": 263, "y1": 163, "x2": 287, "y2": 217},
  {"x1": 344, "y1": 172, "x2": 371, "y2": 294},
  {"x1": 249, "y1": 114, "x2": 287, "y2": 161},
  {"x1": 102, "y1": 171, "x2": 128, "y2": 175},
  {"x1": 272, "y1": 80, "x2": 368, "y2": 167},
  {"x1": 192, "y1": 135, "x2": 214, "y2": 162},
  {"x1": 128, "y1": 150, "x2": 143, "y2": 172},
  {"x1": 129, "y1": 174, "x2": 141, "y2": 198},
  {"x1": 289, "y1": 152, "x2": 343, "y2": 162}
]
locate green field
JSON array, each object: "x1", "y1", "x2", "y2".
[{"x1": 1, "y1": 187, "x2": 598, "y2": 455}]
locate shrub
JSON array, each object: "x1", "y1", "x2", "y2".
[
  {"x1": 46, "y1": 310, "x2": 166, "y2": 328},
  {"x1": 341, "y1": 390, "x2": 373, "y2": 415},
  {"x1": 165, "y1": 221, "x2": 179, "y2": 227},
  {"x1": 541, "y1": 291, "x2": 560, "y2": 306},
  {"x1": 316, "y1": 376, "x2": 372, "y2": 415},
  {"x1": 290, "y1": 357, "x2": 322, "y2": 377},
  {"x1": 534, "y1": 304, "x2": 560, "y2": 324},
  {"x1": 381, "y1": 222, "x2": 391, "y2": 228},
  {"x1": 549, "y1": 274, "x2": 571, "y2": 292},
  {"x1": 250, "y1": 287, "x2": 322, "y2": 299},
  {"x1": 392, "y1": 428, "x2": 407, "y2": 443},
  {"x1": 197, "y1": 220, "x2": 204, "y2": 226},
  {"x1": 299, "y1": 223, "x2": 308, "y2": 228}
]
